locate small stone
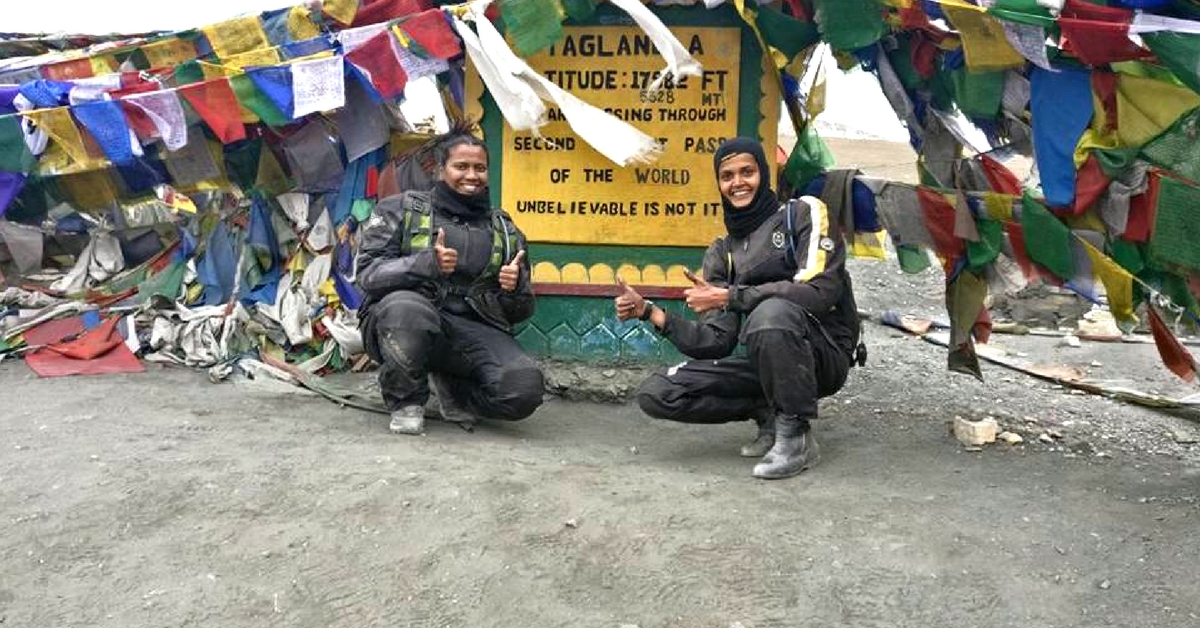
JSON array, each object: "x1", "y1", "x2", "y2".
[
  {"x1": 1098, "y1": 578, "x2": 1112, "y2": 590},
  {"x1": 629, "y1": 446, "x2": 639, "y2": 455},
  {"x1": 402, "y1": 500, "x2": 411, "y2": 507},
  {"x1": 1023, "y1": 416, "x2": 1040, "y2": 424},
  {"x1": 1090, "y1": 361, "x2": 1103, "y2": 368},
  {"x1": 953, "y1": 416, "x2": 999, "y2": 446},
  {"x1": 601, "y1": 369, "x2": 617, "y2": 378},
  {"x1": 1171, "y1": 429, "x2": 1199, "y2": 445},
  {"x1": 1039, "y1": 433, "x2": 1056, "y2": 444},
  {"x1": 998, "y1": 431, "x2": 1024, "y2": 445},
  {"x1": 1047, "y1": 428, "x2": 1064, "y2": 439},
  {"x1": 1060, "y1": 335, "x2": 1082, "y2": 348},
  {"x1": 564, "y1": 518, "x2": 579, "y2": 528},
  {"x1": 89, "y1": 454, "x2": 100, "y2": 461},
  {"x1": 963, "y1": 446, "x2": 983, "y2": 452}
]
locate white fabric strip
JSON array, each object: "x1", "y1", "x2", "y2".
[{"x1": 607, "y1": 0, "x2": 702, "y2": 93}]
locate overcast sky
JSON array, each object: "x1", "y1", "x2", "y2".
[{"x1": 4, "y1": 0, "x2": 297, "y2": 35}]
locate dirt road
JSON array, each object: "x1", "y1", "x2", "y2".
[{"x1": 3, "y1": 261, "x2": 1200, "y2": 628}]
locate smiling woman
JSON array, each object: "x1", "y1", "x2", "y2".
[{"x1": 6, "y1": 0, "x2": 297, "y2": 34}]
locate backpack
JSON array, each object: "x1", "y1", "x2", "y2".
[{"x1": 783, "y1": 199, "x2": 868, "y2": 367}]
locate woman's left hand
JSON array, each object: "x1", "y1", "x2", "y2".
[
  {"x1": 498, "y1": 250, "x2": 526, "y2": 292},
  {"x1": 683, "y1": 269, "x2": 729, "y2": 313}
]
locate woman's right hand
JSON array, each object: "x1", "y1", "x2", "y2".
[{"x1": 434, "y1": 228, "x2": 458, "y2": 275}]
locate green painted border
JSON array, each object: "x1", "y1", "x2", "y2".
[{"x1": 479, "y1": 4, "x2": 764, "y2": 268}]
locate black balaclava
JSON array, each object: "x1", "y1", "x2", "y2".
[
  {"x1": 713, "y1": 137, "x2": 778, "y2": 239},
  {"x1": 432, "y1": 180, "x2": 491, "y2": 218}
]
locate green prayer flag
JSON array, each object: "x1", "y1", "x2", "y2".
[
  {"x1": 1019, "y1": 192, "x2": 1074, "y2": 280},
  {"x1": 139, "y1": 260, "x2": 187, "y2": 304},
  {"x1": 229, "y1": 74, "x2": 290, "y2": 128},
  {"x1": 0, "y1": 115, "x2": 36, "y2": 174},
  {"x1": 813, "y1": 0, "x2": 885, "y2": 52},
  {"x1": 951, "y1": 69, "x2": 1005, "y2": 119},
  {"x1": 224, "y1": 137, "x2": 263, "y2": 192},
  {"x1": 501, "y1": 0, "x2": 565, "y2": 57},
  {"x1": 1141, "y1": 107, "x2": 1200, "y2": 182},
  {"x1": 1143, "y1": 32, "x2": 1200, "y2": 97},
  {"x1": 1109, "y1": 238, "x2": 1144, "y2": 275},
  {"x1": 988, "y1": 0, "x2": 1055, "y2": 28},
  {"x1": 1149, "y1": 175, "x2": 1200, "y2": 273},
  {"x1": 173, "y1": 60, "x2": 205, "y2": 86},
  {"x1": 560, "y1": 0, "x2": 595, "y2": 22},
  {"x1": 756, "y1": 6, "x2": 820, "y2": 63},
  {"x1": 896, "y1": 243, "x2": 931, "y2": 273},
  {"x1": 783, "y1": 125, "x2": 835, "y2": 193},
  {"x1": 966, "y1": 219, "x2": 1003, "y2": 268}
]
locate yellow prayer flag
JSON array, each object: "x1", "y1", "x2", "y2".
[
  {"x1": 142, "y1": 38, "x2": 197, "y2": 68},
  {"x1": 1080, "y1": 239, "x2": 1137, "y2": 325},
  {"x1": 199, "y1": 61, "x2": 239, "y2": 80},
  {"x1": 940, "y1": 0, "x2": 1025, "y2": 71},
  {"x1": 287, "y1": 6, "x2": 322, "y2": 41},
  {"x1": 1116, "y1": 73, "x2": 1200, "y2": 147},
  {"x1": 982, "y1": 192, "x2": 1015, "y2": 222},
  {"x1": 323, "y1": 0, "x2": 360, "y2": 25},
  {"x1": 25, "y1": 108, "x2": 90, "y2": 168},
  {"x1": 90, "y1": 55, "x2": 118, "y2": 75},
  {"x1": 220, "y1": 47, "x2": 282, "y2": 69},
  {"x1": 59, "y1": 169, "x2": 119, "y2": 211},
  {"x1": 1074, "y1": 128, "x2": 1119, "y2": 169},
  {"x1": 201, "y1": 16, "x2": 272, "y2": 59}
]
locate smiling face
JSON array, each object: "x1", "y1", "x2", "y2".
[
  {"x1": 716, "y1": 153, "x2": 761, "y2": 210},
  {"x1": 440, "y1": 143, "x2": 489, "y2": 195}
]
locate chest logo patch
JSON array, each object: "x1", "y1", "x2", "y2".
[
  {"x1": 771, "y1": 231, "x2": 786, "y2": 249},
  {"x1": 819, "y1": 236, "x2": 835, "y2": 252}
]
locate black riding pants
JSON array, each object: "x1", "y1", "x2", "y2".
[
  {"x1": 362, "y1": 291, "x2": 544, "y2": 421},
  {"x1": 636, "y1": 298, "x2": 849, "y2": 425}
]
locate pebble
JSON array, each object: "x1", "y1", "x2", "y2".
[
  {"x1": 998, "y1": 431, "x2": 1024, "y2": 444},
  {"x1": 564, "y1": 519, "x2": 579, "y2": 528},
  {"x1": 1098, "y1": 578, "x2": 1112, "y2": 590},
  {"x1": 1039, "y1": 433, "x2": 1056, "y2": 444},
  {"x1": 629, "y1": 446, "x2": 639, "y2": 455},
  {"x1": 1171, "y1": 429, "x2": 1199, "y2": 445},
  {"x1": 1060, "y1": 335, "x2": 1082, "y2": 348}
]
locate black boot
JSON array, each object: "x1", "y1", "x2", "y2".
[
  {"x1": 739, "y1": 408, "x2": 774, "y2": 458},
  {"x1": 751, "y1": 414, "x2": 819, "y2": 480}
]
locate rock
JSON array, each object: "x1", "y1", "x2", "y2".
[
  {"x1": 1039, "y1": 433, "x2": 1055, "y2": 444},
  {"x1": 1090, "y1": 360, "x2": 1103, "y2": 368},
  {"x1": 564, "y1": 518, "x2": 579, "y2": 528},
  {"x1": 1098, "y1": 578, "x2": 1112, "y2": 590},
  {"x1": 953, "y1": 416, "x2": 998, "y2": 446},
  {"x1": 998, "y1": 431, "x2": 1024, "y2": 445},
  {"x1": 602, "y1": 369, "x2": 616, "y2": 378},
  {"x1": 1171, "y1": 429, "x2": 1199, "y2": 445},
  {"x1": 629, "y1": 446, "x2": 639, "y2": 455}
]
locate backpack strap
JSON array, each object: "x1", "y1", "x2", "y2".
[{"x1": 402, "y1": 191, "x2": 434, "y2": 252}]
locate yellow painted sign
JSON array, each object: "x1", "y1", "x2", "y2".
[{"x1": 499, "y1": 26, "x2": 747, "y2": 246}]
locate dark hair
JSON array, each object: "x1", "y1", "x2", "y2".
[{"x1": 433, "y1": 118, "x2": 487, "y2": 167}]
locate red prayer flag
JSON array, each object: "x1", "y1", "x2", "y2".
[
  {"x1": 1122, "y1": 170, "x2": 1161, "y2": 242},
  {"x1": 352, "y1": 0, "x2": 430, "y2": 26},
  {"x1": 917, "y1": 187, "x2": 966, "y2": 274},
  {"x1": 42, "y1": 58, "x2": 94, "y2": 80},
  {"x1": 1091, "y1": 70, "x2": 1119, "y2": 134},
  {"x1": 178, "y1": 78, "x2": 247, "y2": 144},
  {"x1": 346, "y1": 30, "x2": 409, "y2": 100},
  {"x1": 1059, "y1": 0, "x2": 1151, "y2": 66},
  {"x1": 399, "y1": 9, "x2": 462, "y2": 60},
  {"x1": 1148, "y1": 305, "x2": 1198, "y2": 382},
  {"x1": 980, "y1": 154, "x2": 1021, "y2": 195},
  {"x1": 1070, "y1": 153, "x2": 1111, "y2": 216}
]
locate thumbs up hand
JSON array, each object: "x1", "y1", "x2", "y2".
[
  {"x1": 614, "y1": 276, "x2": 648, "y2": 321},
  {"x1": 683, "y1": 268, "x2": 729, "y2": 314},
  {"x1": 498, "y1": 250, "x2": 526, "y2": 292},
  {"x1": 434, "y1": 228, "x2": 458, "y2": 275}
]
